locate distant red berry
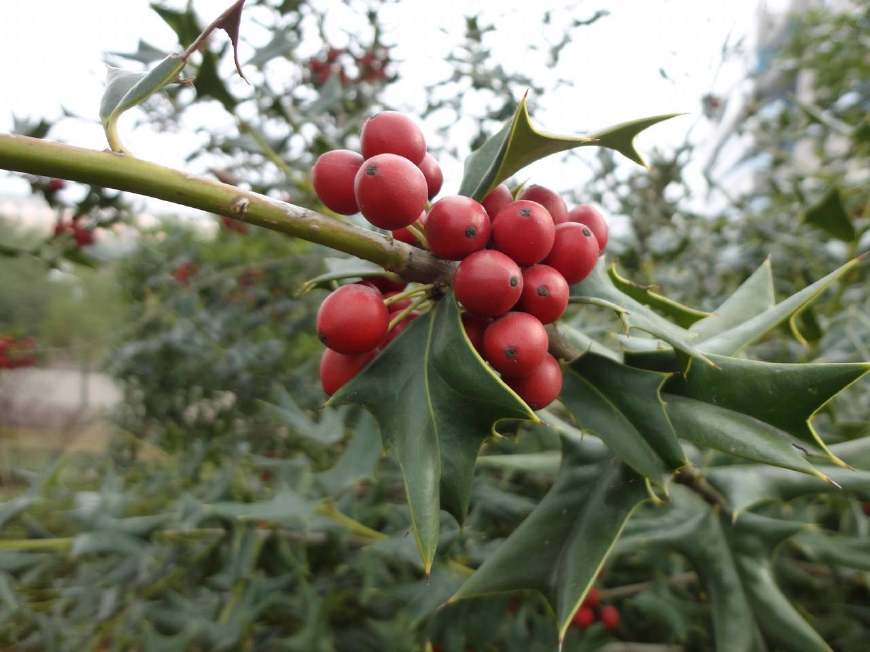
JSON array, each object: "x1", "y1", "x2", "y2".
[
  {"x1": 571, "y1": 606, "x2": 596, "y2": 629},
  {"x1": 462, "y1": 312, "x2": 489, "y2": 355},
  {"x1": 544, "y1": 222, "x2": 600, "y2": 284},
  {"x1": 454, "y1": 250, "x2": 522, "y2": 317},
  {"x1": 173, "y1": 262, "x2": 197, "y2": 286},
  {"x1": 863, "y1": 501, "x2": 870, "y2": 516},
  {"x1": 519, "y1": 184, "x2": 568, "y2": 224},
  {"x1": 600, "y1": 605, "x2": 620, "y2": 631},
  {"x1": 518, "y1": 265, "x2": 569, "y2": 324},
  {"x1": 583, "y1": 587, "x2": 601, "y2": 609},
  {"x1": 360, "y1": 111, "x2": 426, "y2": 164},
  {"x1": 320, "y1": 348, "x2": 375, "y2": 395},
  {"x1": 483, "y1": 312, "x2": 548, "y2": 378},
  {"x1": 425, "y1": 196, "x2": 491, "y2": 260},
  {"x1": 568, "y1": 205, "x2": 608, "y2": 253},
  {"x1": 47, "y1": 178, "x2": 66, "y2": 192},
  {"x1": 317, "y1": 284, "x2": 388, "y2": 354},
  {"x1": 312, "y1": 150, "x2": 364, "y2": 215},
  {"x1": 221, "y1": 216, "x2": 249, "y2": 234},
  {"x1": 418, "y1": 153, "x2": 443, "y2": 199},
  {"x1": 354, "y1": 154, "x2": 428, "y2": 229},
  {"x1": 72, "y1": 225, "x2": 95, "y2": 247},
  {"x1": 481, "y1": 184, "x2": 512, "y2": 220},
  {"x1": 491, "y1": 200, "x2": 555, "y2": 265}
]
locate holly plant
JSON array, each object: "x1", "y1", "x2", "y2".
[{"x1": 0, "y1": 2, "x2": 867, "y2": 650}]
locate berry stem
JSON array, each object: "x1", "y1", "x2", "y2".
[
  {"x1": 388, "y1": 294, "x2": 430, "y2": 330},
  {"x1": 406, "y1": 223, "x2": 430, "y2": 249},
  {"x1": 383, "y1": 283, "x2": 432, "y2": 307}
]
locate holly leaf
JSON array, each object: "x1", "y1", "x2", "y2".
[
  {"x1": 571, "y1": 258, "x2": 714, "y2": 367},
  {"x1": 624, "y1": 490, "x2": 829, "y2": 652},
  {"x1": 792, "y1": 532, "x2": 870, "y2": 571},
  {"x1": 561, "y1": 352, "x2": 685, "y2": 480},
  {"x1": 329, "y1": 292, "x2": 536, "y2": 572},
  {"x1": 316, "y1": 412, "x2": 382, "y2": 495},
  {"x1": 803, "y1": 187, "x2": 856, "y2": 242},
  {"x1": 608, "y1": 264, "x2": 709, "y2": 328},
  {"x1": 458, "y1": 95, "x2": 679, "y2": 199},
  {"x1": 667, "y1": 354, "x2": 869, "y2": 467},
  {"x1": 449, "y1": 442, "x2": 647, "y2": 645}
]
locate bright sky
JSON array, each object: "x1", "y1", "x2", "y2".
[{"x1": 0, "y1": 0, "x2": 784, "y2": 222}]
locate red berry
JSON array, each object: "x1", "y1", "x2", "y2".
[
  {"x1": 518, "y1": 265, "x2": 569, "y2": 324},
  {"x1": 583, "y1": 587, "x2": 601, "y2": 609},
  {"x1": 568, "y1": 205, "x2": 608, "y2": 253},
  {"x1": 506, "y1": 354, "x2": 562, "y2": 409},
  {"x1": 425, "y1": 196, "x2": 491, "y2": 260},
  {"x1": 519, "y1": 184, "x2": 568, "y2": 224},
  {"x1": 571, "y1": 606, "x2": 596, "y2": 629},
  {"x1": 544, "y1": 222, "x2": 600, "y2": 284},
  {"x1": 462, "y1": 312, "x2": 489, "y2": 355},
  {"x1": 381, "y1": 312, "x2": 419, "y2": 347},
  {"x1": 454, "y1": 250, "x2": 522, "y2": 317},
  {"x1": 360, "y1": 111, "x2": 426, "y2": 164},
  {"x1": 363, "y1": 276, "x2": 406, "y2": 293},
  {"x1": 47, "y1": 178, "x2": 66, "y2": 192},
  {"x1": 600, "y1": 605, "x2": 620, "y2": 631},
  {"x1": 72, "y1": 225, "x2": 95, "y2": 247},
  {"x1": 863, "y1": 501, "x2": 870, "y2": 516},
  {"x1": 491, "y1": 200, "x2": 555, "y2": 265},
  {"x1": 354, "y1": 154, "x2": 428, "y2": 230},
  {"x1": 483, "y1": 312, "x2": 548, "y2": 378},
  {"x1": 418, "y1": 153, "x2": 443, "y2": 199},
  {"x1": 481, "y1": 184, "x2": 512, "y2": 220},
  {"x1": 383, "y1": 291, "x2": 411, "y2": 313},
  {"x1": 312, "y1": 150, "x2": 364, "y2": 215},
  {"x1": 392, "y1": 212, "x2": 425, "y2": 246},
  {"x1": 320, "y1": 348, "x2": 375, "y2": 395},
  {"x1": 317, "y1": 284, "x2": 388, "y2": 354}
]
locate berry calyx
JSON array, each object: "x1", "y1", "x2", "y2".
[
  {"x1": 505, "y1": 353, "x2": 562, "y2": 409},
  {"x1": 543, "y1": 222, "x2": 600, "y2": 284},
  {"x1": 518, "y1": 264, "x2": 569, "y2": 324},
  {"x1": 481, "y1": 184, "x2": 513, "y2": 220},
  {"x1": 418, "y1": 153, "x2": 444, "y2": 199},
  {"x1": 571, "y1": 606, "x2": 596, "y2": 630},
  {"x1": 461, "y1": 312, "x2": 490, "y2": 355},
  {"x1": 316, "y1": 284, "x2": 389, "y2": 354},
  {"x1": 483, "y1": 312, "x2": 548, "y2": 378},
  {"x1": 354, "y1": 154, "x2": 428, "y2": 229},
  {"x1": 360, "y1": 111, "x2": 426, "y2": 164},
  {"x1": 599, "y1": 605, "x2": 620, "y2": 631},
  {"x1": 320, "y1": 348, "x2": 375, "y2": 395},
  {"x1": 453, "y1": 250, "x2": 523, "y2": 317},
  {"x1": 568, "y1": 204, "x2": 608, "y2": 253},
  {"x1": 425, "y1": 196, "x2": 491, "y2": 260},
  {"x1": 311, "y1": 149, "x2": 364, "y2": 215},
  {"x1": 518, "y1": 184, "x2": 568, "y2": 224},
  {"x1": 491, "y1": 200, "x2": 556, "y2": 265}
]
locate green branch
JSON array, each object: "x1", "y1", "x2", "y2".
[{"x1": 0, "y1": 134, "x2": 452, "y2": 283}]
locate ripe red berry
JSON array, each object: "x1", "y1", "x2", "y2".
[
  {"x1": 599, "y1": 605, "x2": 620, "y2": 631},
  {"x1": 320, "y1": 348, "x2": 375, "y2": 395},
  {"x1": 317, "y1": 284, "x2": 388, "y2": 354},
  {"x1": 483, "y1": 312, "x2": 548, "y2": 378},
  {"x1": 363, "y1": 276, "x2": 406, "y2": 293},
  {"x1": 425, "y1": 196, "x2": 491, "y2": 260},
  {"x1": 354, "y1": 154, "x2": 428, "y2": 230},
  {"x1": 491, "y1": 200, "x2": 555, "y2": 265},
  {"x1": 519, "y1": 184, "x2": 568, "y2": 224},
  {"x1": 360, "y1": 111, "x2": 426, "y2": 164},
  {"x1": 505, "y1": 353, "x2": 562, "y2": 409},
  {"x1": 544, "y1": 222, "x2": 600, "y2": 284},
  {"x1": 381, "y1": 311, "x2": 419, "y2": 347},
  {"x1": 383, "y1": 291, "x2": 411, "y2": 313},
  {"x1": 461, "y1": 312, "x2": 489, "y2": 355},
  {"x1": 568, "y1": 204, "x2": 608, "y2": 253},
  {"x1": 72, "y1": 224, "x2": 95, "y2": 248},
  {"x1": 418, "y1": 153, "x2": 443, "y2": 199},
  {"x1": 571, "y1": 606, "x2": 596, "y2": 629},
  {"x1": 454, "y1": 250, "x2": 522, "y2": 317},
  {"x1": 518, "y1": 264, "x2": 569, "y2": 324},
  {"x1": 47, "y1": 178, "x2": 66, "y2": 192},
  {"x1": 583, "y1": 587, "x2": 601, "y2": 609},
  {"x1": 312, "y1": 149, "x2": 364, "y2": 215},
  {"x1": 863, "y1": 501, "x2": 870, "y2": 516},
  {"x1": 481, "y1": 184, "x2": 513, "y2": 220}
]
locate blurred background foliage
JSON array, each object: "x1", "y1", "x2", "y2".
[{"x1": 0, "y1": 1, "x2": 868, "y2": 650}]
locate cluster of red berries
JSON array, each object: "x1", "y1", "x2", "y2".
[
  {"x1": 53, "y1": 216, "x2": 96, "y2": 248},
  {"x1": 570, "y1": 588, "x2": 620, "y2": 632},
  {"x1": 308, "y1": 46, "x2": 391, "y2": 87},
  {"x1": 311, "y1": 111, "x2": 609, "y2": 409},
  {"x1": 0, "y1": 335, "x2": 37, "y2": 370}
]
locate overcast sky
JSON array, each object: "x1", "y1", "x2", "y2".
[{"x1": 0, "y1": 0, "x2": 786, "y2": 223}]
